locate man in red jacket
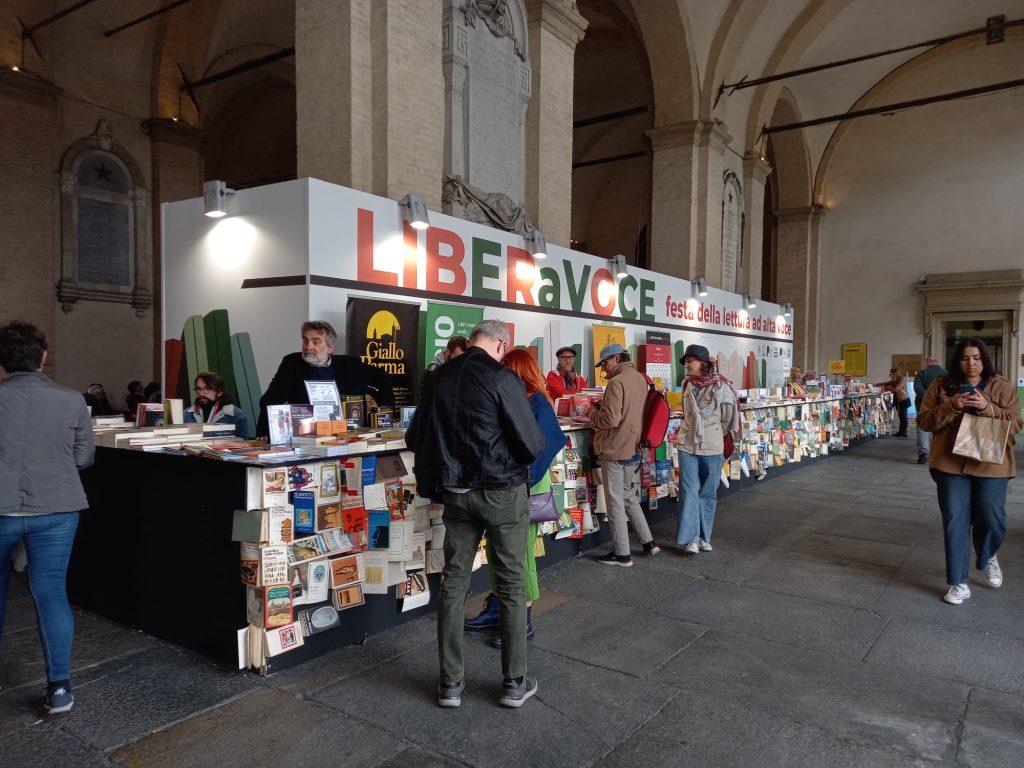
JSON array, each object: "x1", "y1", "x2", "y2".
[{"x1": 545, "y1": 346, "x2": 587, "y2": 399}]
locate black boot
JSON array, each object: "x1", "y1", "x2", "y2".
[
  {"x1": 464, "y1": 593, "x2": 500, "y2": 631},
  {"x1": 489, "y1": 606, "x2": 533, "y2": 648}
]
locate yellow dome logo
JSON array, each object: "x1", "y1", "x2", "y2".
[{"x1": 367, "y1": 310, "x2": 401, "y2": 340}]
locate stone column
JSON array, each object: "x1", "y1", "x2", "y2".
[
  {"x1": 296, "y1": 0, "x2": 444, "y2": 208},
  {"x1": 693, "y1": 119, "x2": 732, "y2": 289},
  {"x1": 524, "y1": 0, "x2": 587, "y2": 246},
  {"x1": 150, "y1": 117, "x2": 204, "y2": 376},
  {"x1": 0, "y1": 69, "x2": 60, "y2": 371},
  {"x1": 741, "y1": 154, "x2": 772, "y2": 296},
  {"x1": 775, "y1": 204, "x2": 825, "y2": 369},
  {"x1": 645, "y1": 120, "x2": 701, "y2": 279}
]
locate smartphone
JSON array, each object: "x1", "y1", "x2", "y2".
[{"x1": 959, "y1": 384, "x2": 975, "y2": 395}]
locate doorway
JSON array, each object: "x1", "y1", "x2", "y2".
[{"x1": 938, "y1": 313, "x2": 1008, "y2": 375}]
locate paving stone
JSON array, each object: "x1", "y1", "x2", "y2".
[
  {"x1": 267, "y1": 613, "x2": 436, "y2": 696},
  {"x1": 530, "y1": 596, "x2": 704, "y2": 677},
  {"x1": 641, "y1": 535, "x2": 787, "y2": 586},
  {"x1": 2, "y1": 592, "x2": 37, "y2": 635},
  {"x1": 959, "y1": 687, "x2": 1024, "y2": 768},
  {"x1": 742, "y1": 550, "x2": 897, "y2": 609},
  {"x1": 657, "y1": 629, "x2": 967, "y2": 764},
  {"x1": 0, "y1": 611, "x2": 155, "y2": 687},
  {"x1": 540, "y1": 551, "x2": 695, "y2": 608},
  {"x1": 45, "y1": 644, "x2": 258, "y2": 752},
  {"x1": 865, "y1": 617, "x2": 1024, "y2": 695},
  {"x1": 653, "y1": 579, "x2": 886, "y2": 660},
  {"x1": 110, "y1": 687, "x2": 407, "y2": 768},
  {"x1": 1, "y1": 721, "x2": 111, "y2": 768},
  {"x1": 378, "y1": 748, "x2": 467, "y2": 767},
  {"x1": 596, "y1": 688, "x2": 946, "y2": 768},
  {"x1": 313, "y1": 641, "x2": 677, "y2": 768},
  {"x1": 790, "y1": 532, "x2": 911, "y2": 568},
  {"x1": 819, "y1": 511, "x2": 937, "y2": 545}
]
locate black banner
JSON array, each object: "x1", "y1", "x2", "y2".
[{"x1": 345, "y1": 297, "x2": 420, "y2": 410}]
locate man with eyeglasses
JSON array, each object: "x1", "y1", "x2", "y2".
[
  {"x1": 407, "y1": 319, "x2": 544, "y2": 709},
  {"x1": 545, "y1": 345, "x2": 587, "y2": 400},
  {"x1": 184, "y1": 371, "x2": 250, "y2": 437}
]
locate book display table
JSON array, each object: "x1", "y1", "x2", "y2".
[{"x1": 69, "y1": 393, "x2": 888, "y2": 674}]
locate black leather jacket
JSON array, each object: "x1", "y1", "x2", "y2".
[{"x1": 407, "y1": 347, "x2": 544, "y2": 502}]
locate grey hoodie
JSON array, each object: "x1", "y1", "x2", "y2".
[{"x1": 0, "y1": 371, "x2": 94, "y2": 515}]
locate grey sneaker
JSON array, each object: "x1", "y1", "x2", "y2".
[
  {"x1": 943, "y1": 583, "x2": 971, "y2": 605},
  {"x1": 437, "y1": 680, "x2": 464, "y2": 708},
  {"x1": 44, "y1": 683, "x2": 74, "y2": 714},
  {"x1": 698, "y1": 539, "x2": 713, "y2": 552},
  {"x1": 682, "y1": 542, "x2": 699, "y2": 554},
  {"x1": 499, "y1": 674, "x2": 537, "y2": 708},
  {"x1": 984, "y1": 556, "x2": 1003, "y2": 588}
]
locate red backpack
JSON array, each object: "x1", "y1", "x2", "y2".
[{"x1": 639, "y1": 374, "x2": 670, "y2": 459}]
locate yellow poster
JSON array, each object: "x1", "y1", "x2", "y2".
[{"x1": 592, "y1": 325, "x2": 626, "y2": 386}]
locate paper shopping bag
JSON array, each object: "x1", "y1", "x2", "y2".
[{"x1": 952, "y1": 413, "x2": 1011, "y2": 464}]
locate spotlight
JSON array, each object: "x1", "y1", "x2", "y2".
[
  {"x1": 781, "y1": 302, "x2": 792, "y2": 317},
  {"x1": 203, "y1": 180, "x2": 234, "y2": 218},
  {"x1": 525, "y1": 229, "x2": 547, "y2": 259},
  {"x1": 692, "y1": 277, "x2": 708, "y2": 298},
  {"x1": 743, "y1": 293, "x2": 757, "y2": 309},
  {"x1": 399, "y1": 193, "x2": 430, "y2": 230},
  {"x1": 610, "y1": 254, "x2": 629, "y2": 279}
]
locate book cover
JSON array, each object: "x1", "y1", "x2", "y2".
[
  {"x1": 268, "y1": 506, "x2": 293, "y2": 545},
  {"x1": 341, "y1": 459, "x2": 361, "y2": 490},
  {"x1": 388, "y1": 519, "x2": 414, "y2": 561},
  {"x1": 290, "y1": 404, "x2": 316, "y2": 436},
  {"x1": 329, "y1": 552, "x2": 365, "y2": 588},
  {"x1": 555, "y1": 397, "x2": 571, "y2": 417},
  {"x1": 316, "y1": 500, "x2": 343, "y2": 532},
  {"x1": 297, "y1": 605, "x2": 340, "y2": 636},
  {"x1": 292, "y1": 490, "x2": 316, "y2": 536},
  {"x1": 385, "y1": 479, "x2": 405, "y2": 520},
  {"x1": 319, "y1": 461, "x2": 341, "y2": 499},
  {"x1": 332, "y1": 582, "x2": 366, "y2": 611},
  {"x1": 368, "y1": 510, "x2": 390, "y2": 549},
  {"x1": 341, "y1": 494, "x2": 368, "y2": 537},
  {"x1": 320, "y1": 527, "x2": 365, "y2": 554},
  {"x1": 400, "y1": 406, "x2": 417, "y2": 429},
  {"x1": 264, "y1": 621, "x2": 304, "y2": 656},
  {"x1": 343, "y1": 397, "x2": 365, "y2": 429},
  {"x1": 263, "y1": 468, "x2": 287, "y2": 495},
  {"x1": 360, "y1": 456, "x2": 377, "y2": 487},
  {"x1": 247, "y1": 584, "x2": 293, "y2": 628},
  {"x1": 260, "y1": 545, "x2": 290, "y2": 586},
  {"x1": 286, "y1": 464, "x2": 316, "y2": 492},
  {"x1": 163, "y1": 398, "x2": 184, "y2": 425},
  {"x1": 305, "y1": 559, "x2": 330, "y2": 603},
  {"x1": 408, "y1": 531, "x2": 426, "y2": 571},
  {"x1": 289, "y1": 534, "x2": 326, "y2": 564},
  {"x1": 267, "y1": 404, "x2": 293, "y2": 445},
  {"x1": 240, "y1": 542, "x2": 259, "y2": 586}
]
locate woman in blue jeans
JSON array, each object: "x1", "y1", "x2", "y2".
[
  {"x1": 672, "y1": 345, "x2": 738, "y2": 553},
  {"x1": 0, "y1": 321, "x2": 95, "y2": 713},
  {"x1": 917, "y1": 337, "x2": 1022, "y2": 605}
]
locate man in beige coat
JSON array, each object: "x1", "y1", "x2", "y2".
[{"x1": 587, "y1": 344, "x2": 660, "y2": 566}]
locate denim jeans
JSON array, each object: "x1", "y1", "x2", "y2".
[
  {"x1": 0, "y1": 512, "x2": 80, "y2": 681},
  {"x1": 677, "y1": 452, "x2": 724, "y2": 546},
  {"x1": 930, "y1": 470, "x2": 1008, "y2": 584},
  {"x1": 916, "y1": 425, "x2": 931, "y2": 458},
  {"x1": 438, "y1": 487, "x2": 529, "y2": 684},
  {"x1": 601, "y1": 456, "x2": 654, "y2": 556}
]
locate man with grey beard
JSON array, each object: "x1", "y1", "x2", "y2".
[{"x1": 256, "y1": 320, "x2": 394, "y2": 437}]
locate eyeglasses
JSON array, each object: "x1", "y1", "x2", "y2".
[
  {"x1": 194, "y1": 385, "x2": 215, "y2": 393},
  {"x1": 557, "y1": 354, "x2": 575, "y2": 360}
]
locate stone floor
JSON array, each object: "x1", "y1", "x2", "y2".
[{"x1": 3, "y1": 430, "x2": 1024, "y2": 767}]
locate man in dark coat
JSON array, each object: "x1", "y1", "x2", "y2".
[{"x1": 256, "y1": 320, "x2": 394, "y2": 437}]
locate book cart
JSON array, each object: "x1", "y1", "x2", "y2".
[{"x1": 68, "y1": 390, "x2": 889, "y2": 675}]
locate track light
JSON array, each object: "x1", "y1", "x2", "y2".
[
  {"x1": 743, "y1": 293, "x2": 757, "y2": 309},
  {"x1": 525, "y1": 229, "x2": 547, "y2": 259},
  {"x1": 399, "y1": 193, "x2": 430, "y2": 230},
  {"x1": 781, "y1": 302, "x2": 792, "y2": 317},
  {"x1": 203, "y1": 180, "x2": 234, "y2": 218},
  {"x1": 692, "y1": 277, "x2": 708, "y2": 298},
  {"x1": 610, "y1": 254, "x2": 628, "y2": 279}
]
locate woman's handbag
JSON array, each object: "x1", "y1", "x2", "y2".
[
  {"x1": 528, "y1": 490, "x2": 559, "y2": 523},
  {"x1": 952, "y1": 413, "x2": 1011, "y2": 464}
]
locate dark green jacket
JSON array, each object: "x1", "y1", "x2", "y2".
[{"x1": 913, "y1": 364, "x2": 945, "y2": 411}]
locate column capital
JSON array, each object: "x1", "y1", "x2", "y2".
[
  {"x1": 743, "y1": 153, "x2": 773, "y2": 183},
  {"x1": 775, "y1": 204, "x2": 827, "y2": 224},
  {"x1": 526, "y1": 0, "x2": 588, "y2": 47},
  {"x1": 645, "y1": 120, "x2": 703, "y2": 151},
  {"x1": 697, "y1": 118, "x2": 731, "y2": 153}
]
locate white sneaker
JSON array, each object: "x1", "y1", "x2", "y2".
[
  {"x1": 698, "y1": 539, "x2": 713, "y2": 552},
  {"x1": 943, "y1": 583, "x2": 971, "y2": 605},
  {"x1": 682, "y1": 542, "x2": 699, "y2": 554},
  {"x1": 984, "y1": 556, "x2": 1003, "y2": 588}
]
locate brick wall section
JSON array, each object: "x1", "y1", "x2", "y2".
[{"x1": 0, "y1": 73, "x2": 58, "y2": 362}]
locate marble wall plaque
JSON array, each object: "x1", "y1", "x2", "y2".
[
  {"x1": 77, "y1": 197, "x2": 130, "y2": 285},
  {"x1": 721, "y1": 172, "x2": 743, "y2": 293}
]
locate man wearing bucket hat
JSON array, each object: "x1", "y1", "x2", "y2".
[
  {"x1": 586, "y1": 343, "x2": 661, "y2": 566},
  {"x1": 673, "y1": 343, "x2": 739, "y2": 555},
  {"x1": 545, "y1": 346, "x2": 587, "y2": 400}
]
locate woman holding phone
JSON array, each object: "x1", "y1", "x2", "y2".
[{"x1": 917, "y1": 337, "x2": 1022, "y2": 605}]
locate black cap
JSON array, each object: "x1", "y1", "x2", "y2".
[
  {"x1": 555, "y1": 346, "x2": 576, "y2": 358},
  {"x1": 680, "y1": 344, "x2": 710, "y2": 364}
]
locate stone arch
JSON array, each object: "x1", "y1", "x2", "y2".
[
  {"x1": 767, "y1": 89, "x2": 811, "y2": 209},
  {"x1": 623, "y1": 0, "x2": 698, "y2": 125}
]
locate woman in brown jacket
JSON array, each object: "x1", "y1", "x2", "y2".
[{"x1": 917, "y1": 337, "x2": 1023, "y2": 605}]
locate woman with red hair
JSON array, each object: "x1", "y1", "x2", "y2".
[{"x1": 464, "y1": 348, "x2": 565, "y2": 647}]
